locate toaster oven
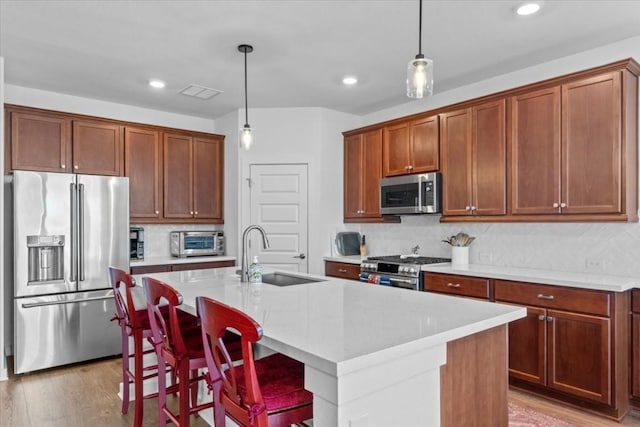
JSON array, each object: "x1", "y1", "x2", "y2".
[{"x1": 170, "y1": 231, "x2": 225, "y2": 257}]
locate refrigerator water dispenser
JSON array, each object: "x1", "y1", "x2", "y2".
[{"x1": 27, "y1": 235, "x2": 64, "y2": 283}]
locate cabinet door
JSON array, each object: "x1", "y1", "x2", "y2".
[
  {"x1": 383, "y1": 122, "x2": 411, "y2": 177},
  {"x1": 10, "y1": 110, "x2": 71, "y2": 173},
  {"x1": 410, "y1": 115, "x2": 439, "y2": 173},
  {"x1": 72, "y1": 120, "x2": 123, "y2": 176},
  {"x1": 440, "y1": 108, "x2": 472, "y2": 215},
  {"x1": 361, "y1": 129, "x2": 383, "y2": 218},
  {"x1": 510, "y1": 87, "x2": 561, "y2": 215},
  {"x1": 343, "y1": 133, "x2": 363, "y2": 219},
  {"x1": 163, "y1": 133, "x2": 194, "y2": 219},
  {"x1": 506, "y1": 305, "x2": 546, "y2": 386},
  {"x1": 562, "y1": 72, "x2": 622, "y2": 214},
  {"x1": 193, "y1": 137, "x2": 224, "y2": 221},
  {"x1": 125, "y1": 127, "x2": 162, "y2": 220},
  {"x1": 473, "y1": 99, "x2": 506, "y2": 215},
  {"x1": 634, "y1": 313, "x2": 640, "y2": 398},
  {"x1": 547, "y1": 309, "x2": 611, "y2": 405}
]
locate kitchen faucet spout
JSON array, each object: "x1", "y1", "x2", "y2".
[{"x1": 241, "y1": 225, "x2": 270, "y2": 282}]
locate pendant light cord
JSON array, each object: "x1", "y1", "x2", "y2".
[
  {"x1": 418, "y1": 0, "x2": 423, "y2": 55},
  {"x1": 244, "y1": 49, "x2": 249, "y2": 125}
]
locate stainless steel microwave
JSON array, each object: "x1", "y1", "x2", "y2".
[
  {"x1": 380, "y1": 172, "x2": 442, "y2": 215},
  {"x1": 170, "y1": 231, "x2": 225, "y2": 257}
]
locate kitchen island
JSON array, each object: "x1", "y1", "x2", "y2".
[{"x1": 142, "y1": 267, "x2": 525, "y2": 426}]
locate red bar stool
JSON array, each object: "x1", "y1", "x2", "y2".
[
  {"x1": 109, "y1": 266, "x2": 167, "y2": 427},
  {"x1": 143, "y1": 276, "x2": 217, "y2": 427},
  {"x1": 196, "y1": 295, "x2": 313, "y2": 427}
]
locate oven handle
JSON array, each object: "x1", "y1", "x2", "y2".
[{"x1": 389, "y1": 277, "x2": 415, "y2": 285}]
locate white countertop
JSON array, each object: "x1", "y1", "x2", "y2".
[
  {"x1": 324, "y1": 256, "x2": 639, "y2": 292},
  {"x1": 422, "y1": 263, "x2": 640, "y2": 292},
  {"x1": 130, "y1": 255, "x2": 236, "y2": 267},
  {"x1": 141, "y1": 266, "x2": 525, "y2": 376}
]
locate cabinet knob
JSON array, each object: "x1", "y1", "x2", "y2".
[
  {"x1": 61, "y1": 164, "x2": 66, "y2": 169},
  {"x1": 546, "y1": 316, "x2": 553, "y2": 322},
  {"x1": 194, "y1": 211, "x2": 198, "y2": 215},
  {"x1": 538, "y1": 314, "x2": 546, "y2": 321},
  {"x1": 190, "y1": 211, "x2": 194, "y2": 215},
  {"x1": 553, "y1": 202, "x2": 559, "y2": 208},
  {"x1": 74, "y1": 165, "x2": 78, "y2": 170},
  {"x1": 155, "y1": 210, "x2": 159, "y2": 215},
  {"x1": 470, "y1": 206, "x2": 476, "y2": 211},
  {"x1": 465, "y1": 206, "x2": 471, "y2": 211},
  {"x1": 560, "y1": 202, "x2": 567, "y2": 208}
]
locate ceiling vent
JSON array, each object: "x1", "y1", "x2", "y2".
[{"x1": 179, "y1": 84, "x2": 223, "y2": 100}]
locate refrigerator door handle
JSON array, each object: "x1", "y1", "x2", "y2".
[
  {"x1": 70, "y1": 182, "x2": 78, "y2": 282},
  {"x1": 79, "y1": 183, "x2": 85, "y2": 281},
  {"x1": 21, "y1": 294, "x2": 114, "y2": 308}
]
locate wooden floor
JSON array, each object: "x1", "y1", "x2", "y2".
[{"x1": 1, "y1": 356, "x2": 640, "y2": 426}]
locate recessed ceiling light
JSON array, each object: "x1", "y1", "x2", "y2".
[
  {"x1": 149, "y1": 79, "x2": 166, "y2": 89},
  {"x1": 342, "y1": 76, "x2": 358, "y2": 85},
  {"x1": 516, "y1": 2, "x2": 542, "y2": 16}
]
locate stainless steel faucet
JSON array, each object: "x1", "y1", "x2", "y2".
[{"x1": 241, "y1": 225, "x2": 270, "y2": 282}]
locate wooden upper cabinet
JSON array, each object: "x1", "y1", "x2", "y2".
[
  {"x1": 511, "y1": 68, "x2": 637, "y2": 220},
  {"x1": 343, "y1": 129, "x2": 386, "y2": 222},
  {"x1": 163, "y1": 132, "x2": 225, "y2": 223},
  {"x1": 164, "y1": 133, "x2": 194, "y2": 219},
  {"x1": 510, "y1": 86, "x2": 561, "y2": 215},
  {"x1": 8, "y1": 109, "x2": 71, "y2": 173},
  {"x1": 72, "y1": 120, "x2": 123, "y2": 176},
  {"x1": 440, "y1": 99, "x2": 506, "y2": 217},
  {"x1": 192, "y1": 136, "x2": 224, "y2": 221},
  {"x1": 562, "y1": 72, "x2": 622, "y2": 214},
  {"x1": 125, "y1": 127, "x2": 162, "y2": 220},
  {"x1": 383, "y1": 115, "x2": 439, "y2": 177}
]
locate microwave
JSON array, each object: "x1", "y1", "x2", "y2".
[
  {"x1": 170, "y1": 231, "x2": 225, "y2": 257},
  {"x1": 380, "y1": 172, "x2": 442, "y2": 215}
]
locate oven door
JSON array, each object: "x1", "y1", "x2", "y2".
[{"x1": 359, "y1": 272, "x2": 419, "y2": 291}]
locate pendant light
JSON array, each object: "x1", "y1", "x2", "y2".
[
  {"x1": 238, "y1": 44, "x2": 254, "y2": 150},
  {"x1": 406, "y1": 0, "x2": 433, "y2": 98}
]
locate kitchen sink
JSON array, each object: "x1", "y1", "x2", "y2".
[{"x1": 261, "y1": 272, "x2": 326, "y2": 287}]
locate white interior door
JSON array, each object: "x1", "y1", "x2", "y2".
[{"x1": 249, "y1": 164, "x2": 308, "y2": 273}]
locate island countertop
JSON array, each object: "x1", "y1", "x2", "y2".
[{"x1": 140, "y1": 266, "x2": 525, "y2": 376}]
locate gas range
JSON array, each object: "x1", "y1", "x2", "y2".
[{"x1": 360, "y1": 255, "x2": 451, "y2": 291}]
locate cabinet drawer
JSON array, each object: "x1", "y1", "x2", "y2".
[
  {"x1": 633, "y1": 289, "x2": 640, "y2": 313},
  {"x1": 423, "y1": 272, "x2": 490, "y2": 299},
  {"x1": 325, "y1": 261, "x2": 360, "y2": 281},
  {"x1": 171, "y1": 260, "x2": 235, "y2": 271},
  {"x1": 494, "y1": 280, "x2": 610, "y2": 317},
  {"x1": 131, "y1": 265, "x2": 171, "y2": 275}
]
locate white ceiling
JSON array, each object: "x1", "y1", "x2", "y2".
[{"x1": 2, "y1": 1, "x2": 640, "y2": 120}]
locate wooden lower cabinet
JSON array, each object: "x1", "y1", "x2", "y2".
[
  {"x1": 324, "y1": 261, "x2": 360, "y2": 281},
  {"x1": 495, "y1": 279, "x2": 628, "y2": 419},
  {"x1": 632, "y1": 290, "x2": 640, "y2": 403},
  {"x1": 131, "y1": 260, "x2": 235, "y2": 275},
  {"x1": 423, "y1": 272, "x2": 490, "y2": 299}
]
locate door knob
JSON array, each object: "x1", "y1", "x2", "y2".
[{"x1": 293, "y1": 253, "x2": 306, "y2": 259}]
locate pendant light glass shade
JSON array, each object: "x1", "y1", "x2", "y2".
[
  {"x1": 238, "y1": 44, "x2": 254, "y2": 150},
  {"x1": 239, "y1": 124, "x2": 254, "y2": 150},
  {"x1": 407, "y1": 54, "x2": 433, "y2": 98},
  {"x1": 406, "y1": 0, "x2": 433, "y2": 99}
]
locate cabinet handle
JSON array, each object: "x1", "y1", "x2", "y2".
[
  {"x1": 537, "y1": 293, "x2": 554, "y2": 300},
  {"x1": 538, "y1": 314, "x2": 545, "y2": 321},
  {"x1": 447, "y1": 283, "x2": 461, "y2": 288},
  {"x1": 560, "y1": 202, "x2": 567, "y2": 208},
  {"x1": 338, "y1": 269, "x2": 347, "y2": 273},
  {"x1": 553, "y1": 202, "x2": 559, "y2": 208}
]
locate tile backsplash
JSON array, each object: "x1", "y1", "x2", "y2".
[
  {"x1": 339, "y1": 215, "x2": 640, "y2": 277},
  {"x1": 131, "y1": 224, "x2": 224, "y2": 259}
]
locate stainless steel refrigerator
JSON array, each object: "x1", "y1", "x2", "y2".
[{"x1": 13, "y1": 170, "x2": 129, "y2": 374}]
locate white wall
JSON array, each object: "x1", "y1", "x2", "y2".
[
  {"x1": 237, "y1": 107, "x2": 359, "y2": 275},
  {"x1": 343, "y1": 35, "x2": 640, "y2": 277}
]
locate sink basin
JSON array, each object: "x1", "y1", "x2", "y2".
[{"x1": 260, "y1": 272, "x2": 326, "y2": 287}]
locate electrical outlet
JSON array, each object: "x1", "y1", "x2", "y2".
[
  {"x1": 478, "y1": 252, "x2": 492, "y2": 264},
  {"x1": 585, "y1": 258, "x2": 605, "y2": 272}
]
